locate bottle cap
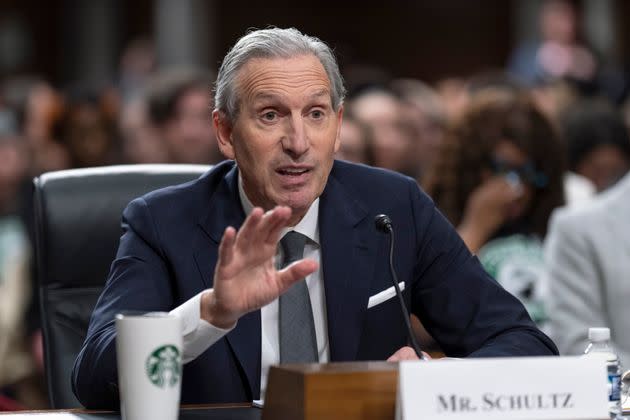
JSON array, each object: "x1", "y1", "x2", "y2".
[{"x1": 588, "y1": 327, "x2": 610, "y2": 342}]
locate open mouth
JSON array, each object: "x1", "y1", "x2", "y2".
[{"x1": 276, "y1": 168, "x2": 311, "y2": 176}]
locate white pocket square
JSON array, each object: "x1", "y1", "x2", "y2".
[{"x1": 367, "y1": 282, "x2": 405, "y2": 309}]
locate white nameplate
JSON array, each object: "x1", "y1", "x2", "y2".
[{"x1": 396, "y1": 356, "x2": 609, "y2": 420}]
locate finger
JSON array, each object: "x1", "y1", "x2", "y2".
[
  {"x1": 217, "y1": 226, "x2": 236, "y2": 267},
  {"x1": 261, "y1": 206, "x2": 292, "y2": 244},
  {"x1": 387, "y1": 346, "x2": 419, "y2": 362},
  {"x1": 276, "y1": 259, "x2": 318, "y2": 290},
  {"x1": 236, "y1": 207, "x2": 264, "y2": 245},
  {"x1": 494, "y1": 176, "x2": 524, "y2": 199},
  {"x1": 485, "y1": 178, "x2": 522, "y2": 206}
]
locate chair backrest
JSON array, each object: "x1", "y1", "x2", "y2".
[{"x1": 33, "y1": 164, "x2": 210, "y2": 408}]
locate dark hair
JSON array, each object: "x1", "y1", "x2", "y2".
[
  {"x1": 561, "y1": 100, "x2": 630, "y2": 170},
  {"x1": 146, "y1": 69, "x2": 214, "y2": 125},
  {"x1": 424, "y1": 90, "x2": 565, "y2": 238}
]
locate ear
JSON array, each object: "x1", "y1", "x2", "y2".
[
  {"x1": 333, "y1": 105, "x2": 344, "y2": 153},
  {"x1": 213, "y1": 110, "x2": 235, "y2": 160}
]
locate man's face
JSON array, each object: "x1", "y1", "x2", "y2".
[{"x1": 214, "y1": 55, "x2": 342, "y2": 223}]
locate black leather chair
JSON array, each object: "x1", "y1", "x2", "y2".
[{"x1": 33, "y1": 164, "x2": 210, "y2": 408}]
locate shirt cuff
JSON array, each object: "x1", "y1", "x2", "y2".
[{"x1": 169, "y1": 290, "x2": 236, "y2": 363}]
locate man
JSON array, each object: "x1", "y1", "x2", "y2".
[
  {"x1": 545, "y1": 171, "x2": 630, "y2": 363},
  {"x1": 73, "y1": 28, "x2": 557, "y2": 408}
]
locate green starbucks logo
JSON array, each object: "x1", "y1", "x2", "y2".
[{"x1": 145, "y1": 345, "x2": 181, "y2": 388}]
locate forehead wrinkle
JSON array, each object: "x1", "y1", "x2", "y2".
[
  {"x1": 250, "y1": 84, "x2": 331, "y2": 104},
  {"x1": 236, "y1": 57, "x2": 332, "y2": 108},
  {"x1": 242, "y1": 73, "x2": 330, "y2": 96}
]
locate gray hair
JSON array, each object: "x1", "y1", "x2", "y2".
[{"x1": 214, "y1": 27, "x2": 346, "y2": 122}]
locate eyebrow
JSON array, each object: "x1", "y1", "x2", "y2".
[{"x1": 308, "y1": 89, "x2": 330, "y2": 100}]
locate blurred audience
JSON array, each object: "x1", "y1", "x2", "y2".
[
  {"x1": 117, "y1": 37, "x2": 156, "y2": 103},
  {"x1": 508, "y1": 0, "x2": 597, "y2": 87},
  {"x1": 424, "y1": 91, "x2": 565, "y2": 328},
  {"x1": 119, "y1": 97, "x2": 168, "y2": 164},
  {"x1": 2, "y1": 77, "x2": 70, "y2": 175},
  {"x1": 391, "y1": 78, "x2": 447, "y2": 183},
  {"x1": 529, "y1": 79, "x2": 580, "y2": 124},
  {"x1": 0, "y1": 119, "x2": 45, "y2": 408},
  {"x1": 61, "y1": 84, "x2": 120, "y2": 168},
  {"x1": 335, "y1": 110, "x2": 374, "y2": 165},
  {"x1": 146, "y1": 69, "x2": 222, "y2": 164},
  {"x1": 545, "y1": 171, "x2": 630, "y2": 365},
  {"x1": 435, "y1": 77, "x2": 469, "y2": 120},
  {"x1": 346, "y1": 86, "x2": 415, "y2": 175},
  {"x1": 561, "y1": 99, "x2": 630, "y2": 193}
]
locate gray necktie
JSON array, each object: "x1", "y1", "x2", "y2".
[{"x1": 278, "y1": 231, "x2": 318, "y2": 363}]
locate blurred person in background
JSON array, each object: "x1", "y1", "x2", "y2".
[
  {"x1": 465, "y1": 71, "x2": 595, "y2": 206},
  {"x1": 529, "y1": 79, "x2": 580, "y2": 127},
  {"x1": 424, "y1": 91, "x2": 565, "y2": 329},
  {"x1": 60, "y1": 84, "x2": 120, "y2": 168},
  {"x1": 346, "y1": 86, "x2": 415, "y2": 175},
  {"x1": 2, "y1": 79, "x2": 68, "y2": 401},
  {"x1": 2, "y1": 77, "x2": 70, "y2": 175},
  {"x1": 545, "y1": 171, "x2": 630, "y2": 364},
  {"x1": 146, "y1": 69, "x2": 222, "y2": 164},
  {"x1": 466, "y1": 70, "x2": 525, "y2": 96},
  {"x1": 561, "y1": 99, "x2": 630, "y2": 193},
  {"x1": 334, "y1": 110, "x2": 374, "y2": 165},
  {"x1": 117, "y1": 37, "x2": 156, "y2": 103},
  {"x1": 0, "y1": 119, "x2": 45, "y2": 409},
  {"x1": 508, "y1": 0, "x2": 597, "y2": 87},
  {"x1": 119, "y1": 96, "x2": 168, "y2": 164},
  {"x1": 435, "y1": 77, "x2": 469, "y2": 120},
  {"x1": 391, "y1": 78, "x2": 447, "y2": 184}
]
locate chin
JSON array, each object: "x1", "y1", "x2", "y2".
[{"x1": 280, "y1": 195, "x2": 315, "y2": 214}]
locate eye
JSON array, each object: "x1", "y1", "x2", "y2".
[
  {"x1": 262, "y1": 111, "x2": 277, "y2": 121},
  {"x1": 310, "y1": 109, "x2": 325, "y2": 119}
]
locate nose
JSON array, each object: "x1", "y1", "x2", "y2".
[{"x1": 281, "y1": 114, "x2": 309, "y2": 158}]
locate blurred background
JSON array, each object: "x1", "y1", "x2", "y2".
[{"x1": 2, "y1": 0, "x2": 630, "y2": 411}]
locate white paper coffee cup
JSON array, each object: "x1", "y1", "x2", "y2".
[{"x1": 115, "y1": 312, "x2": 183, "y2": 420}]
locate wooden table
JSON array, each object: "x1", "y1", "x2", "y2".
[{"x1": 0, "y1": 403, "x2": 261, "y2": 419}]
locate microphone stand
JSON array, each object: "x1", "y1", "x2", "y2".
[{"x1": 375, "y1": 214, "x2": 427, "y2": 361}]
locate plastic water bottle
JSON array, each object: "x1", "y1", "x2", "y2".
[{"x1": 584, "y1": 327, "x2": 623, "y2": 420}]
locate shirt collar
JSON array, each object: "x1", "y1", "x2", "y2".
[{"x1": 238, "y1": 174, "x2": 320, "y2": 245}]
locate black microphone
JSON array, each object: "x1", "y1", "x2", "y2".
[{"x1": 374, "y1": 214, "x2": 427, "y2": 360}]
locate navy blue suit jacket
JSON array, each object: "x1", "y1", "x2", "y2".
[{"x1": 72, "y1": 160, "x2": 557, "y2": 408}]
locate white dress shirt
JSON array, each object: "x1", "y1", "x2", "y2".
[{"x1": 170, "y1": 177, "x2": 329, "y2": 398}]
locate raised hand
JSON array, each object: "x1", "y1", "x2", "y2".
[
  {"x1": 458, "y1": 176, "x2": 524, "y2": 253},
  {"x1": 200, "y1": 206, "x2": 318, "y2": 329}
]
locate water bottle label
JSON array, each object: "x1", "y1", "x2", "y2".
[{"x1": 609, "y1": 374, "x2": 621, "y2": 401}]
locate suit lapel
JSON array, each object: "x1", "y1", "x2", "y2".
[
  {"x1": 193, "y1": 164, "x2": 262, "y2": 399},
  {"x1": 197, "y1": 164, "x2": 245, "y2": 248},
  {"x1": 319, "y1": 172, "x2": 375, "y2": 361}
]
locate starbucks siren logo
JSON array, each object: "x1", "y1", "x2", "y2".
[{"x1": 145, "y1": 344, "x2": 181, "y2": 388}]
